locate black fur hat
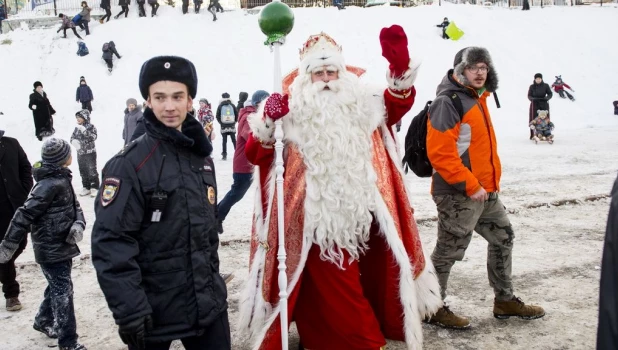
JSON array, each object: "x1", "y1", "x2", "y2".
[
  {"x1": 139, "y1": 56, "x2": 198, "y2": 100},
  {"x1": 534, "y1": 73, "x2": 543, "y2": 79},
  {"x1": 453, "y1": 47, "x2": 499, "y2": 92}
]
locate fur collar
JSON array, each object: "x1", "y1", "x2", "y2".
[
  {"x1": 143, "y1": 108, "x2": 212, "y2": 157},
  {"x1": 453, "y1": 47, "x2": 499, "y2": 93}
]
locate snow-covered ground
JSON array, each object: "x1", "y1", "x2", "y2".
[{"x1": 0, "y1": 3, "x2": 617, "y2": 349}]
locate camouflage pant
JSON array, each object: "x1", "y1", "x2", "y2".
[{"x1": 430, "y1": 192, "x2": 515, "y2": 301}]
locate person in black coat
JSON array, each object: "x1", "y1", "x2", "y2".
[
  {"x1": 92, "y1": 56, "x2": 230, "y2": 350},
  {"x1": 597, "y1": 174, "x2": 618, "y2": 350},
  {"x1": 102, "y1": 41, "x2": 121, "y2": 73},
  {"x1": 0, "y1": 138, "x2": 87, "y2": 350},
  {"x1": 100, "y1": 0, "x2": 112, "y2": 22},
  {"x1": 436, "y1": 17, "x2": 450, "y2": 39},
  {"x1": 76, "y1": 76, "x2": 94, "y2": 112},
  {"x1": 527, "y1": 73, "x2": 552, "y2": 139},
  {"x1": 0, "y1": 129, "x2": 33, "y2": 312},
  {"x1": 28, "y1": 81, "x2": 56, "y2": 141}
]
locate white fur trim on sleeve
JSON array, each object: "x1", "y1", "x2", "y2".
[
  {"x1": 247, "y1": 102, "x2": 276, "y2": 144},
  {"x1": 386, "y1": 59, "x2": 420, "y2": 92}
]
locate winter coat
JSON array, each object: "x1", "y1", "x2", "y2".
[
  {"x1": 529, "y1": 116, "x2": 554, "y2": 133},
  {"x1": 0, "y1": 131, "x2": 33, "y2": 218},
  {"x1": 427, "y1": 70, "x2": 502, "y2": 197},
  {"x1": 216, "y1": 99, "x2": 237, "y2": 135},
  {"x1": 551, "y1": 80, "x2": 572, "y2": 92},
  {"x1": 79, "y1": 6, "x2": 91, "y2": 21},
  {"x1": 60, "y1": 15, "x2": 75, "y2": 29},
  {"x1": 233, "y1": 106, "x2": 255, "y2": 174},
  {"x1": 597, "y1": 173, "x2": 618, "y2": 350},
  {"x1": 102, "y1": 41, "x2": 121, "y2": 60},
  {"x1": 28, "y1": 90, "x2": 56, "y2": 138},
  {"x1": 148, "y1": 0, "x2": 158, "y2": 5},
  {"x1": 122, "y1": 106, "x2": 143, "y2": 144},
  {"x1": 3, "y1": 163, "x2": 84, "y2": 264},
  {"x1": 436, "y1": 20, "x2": 449, "y2": 30},
  {"x1": 237, "y1": 92, "x2": 248, "y2": 111},
  {"x1": 614, "y1": 101, "x2": 618, "y2": 115},
  {"x1": 76, "y1": 84, "x2": 94, "y2": 103},
  {"x1": 70, "y1": 116, "x2": 98, "y2": 156},
  {"x1": 92, "y1": 108, "x2": 227, "y2": 343},
  {"x1": 119, "y1": 0, "x2": 130, "y2": 6},
  {"x1": 197, "y1": 106, "x2": 214, "y2": 126},
  {"x1": 527, "y1": 81, "x2": 552, "y2": 122},
  {"x1": 100, "y1": 0, "x2": 110, "y2": 8}
]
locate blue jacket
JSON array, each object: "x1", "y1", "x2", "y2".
[{"x1": 76, "y1": 84, "x2": 93, "y2": 102}]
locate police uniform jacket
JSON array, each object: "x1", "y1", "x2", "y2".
[{"x1": 91, "y1": 108, "x2": 227, "y2": 342}]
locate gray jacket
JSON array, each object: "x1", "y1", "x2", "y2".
[
  {"x1": 79, "y1": 6, "x2": 91, "y2": 21},
  {"x1": 122, "y1": 105, "x2": 143, "y2": 144}
]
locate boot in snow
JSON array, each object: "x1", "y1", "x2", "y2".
[
  {"x1": 6, "y1": 297, "x2": 22, "y2": 311},
  {"x1": 79, "y1": 188, "x2": 91, "y2": 196},
  {"x1": 493, "y1": 296, "x2": 545, "y2": 320},
  {"x1": 424, "y1": 305, "x2": 471, "y2": 329},
  {"x1": 33, "y1": 321, "x2": 58, "y2": 338}
]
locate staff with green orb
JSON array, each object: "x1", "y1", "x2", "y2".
[{"x1": 258, "y1": 2, "x2": 294, "y2": 349}]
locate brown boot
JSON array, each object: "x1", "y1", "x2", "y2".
[
  {"x1": 6, "y1": 297, "x2": 22, "y2": 311},
  {"x1": 425, "y1": 305, "x2": 471, "y2": 329},
  {"x1": 494, "y1": 296, "x2": 545, "y2": 320}
]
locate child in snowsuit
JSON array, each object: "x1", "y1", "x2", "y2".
[
  {"x1": 552, "y1": 75, "x2": 575, "y2": 101},
  {"x1": 436, "y1": 17, "x2": 450, "y2": 39},
  {"x1": 529, "y1": 110, "x2": 555, "y2": 143},
  {"x1": 70, "y1": 110, "x2": 99, "y2": 197},
  {"x1": 57, "y1": 14, "x2": 82, "y2": 39},
  {"x1": 197, "y1": 98, "x2": 215, "y2": 126},
  {"x1": 101, "y1": 41, "x2": 121, "y2": 73},
  {"x1": 76, "y1": 41, "x2": 89, "y2": 57},
  {"x1": 0, "y1": 138, "x2": 87, "y2": 350},
  {"x1": 75, "y1": 76, "x2": 93, "y2": 112}
]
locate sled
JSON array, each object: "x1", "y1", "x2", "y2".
[
  {"x1": 533, "y1": 136, "x2": 554, "y2": 144},
  {"x1": 445, "y1": 22, "x2": 464, "y2": 41}
]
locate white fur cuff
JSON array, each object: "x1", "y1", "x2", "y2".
[
  {"x1": 386, "y1": 59, "x2": 419, "y2": 92},
  {"x1": 247, "y1": 102, "x2": 276, "y2": 144}
]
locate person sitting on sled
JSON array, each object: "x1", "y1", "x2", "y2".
[
  {"x1": 552, "y1": 75, "x2": 575, "y2": 101},
  {"x1": 529, "y1": 110, "x2": 555, "y2": 143}
]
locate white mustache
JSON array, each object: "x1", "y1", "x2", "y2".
[{"x1": 311, "y1": 80, "x2": 342, "y2": 93}]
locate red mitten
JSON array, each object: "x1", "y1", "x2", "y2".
[
  {"x1": 379, "y1": 25, "x2": 410, "y2": 78},
  {"x1": 264, "y1": 93, "x2": 289, "y2": 121}
]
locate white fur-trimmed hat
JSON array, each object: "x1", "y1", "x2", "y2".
[{"x1": 298, "y1": 32, "x2": 345, "y2": 75}]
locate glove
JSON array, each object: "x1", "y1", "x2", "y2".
[
  {"x1": 263, "y1": 93, "x2": 289, "y2": 121},
  {"x1": 66, "y1": 222, "x2": 84, "y2": 244},
  {"x1": 0, "y1": 242, "x2": 18, "y2": 264},
  {"x1": 118, "y1": 315, "x2": 153, "y2": 350},
  {"x1": 379, "y1": 25, "x2": 410, "y2": 78},
  {"x1": 76, "y1": 125, "x2": 87, "y2": 133}
]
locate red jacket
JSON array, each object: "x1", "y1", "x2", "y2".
[
  {"x1": 551, "y1": 82, "x2": 571, "y2": 92},
  {"x1": 233, "y1": 106, "x2": 255, "y2": 174}
]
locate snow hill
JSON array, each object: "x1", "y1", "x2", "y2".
[{"x1": 0, "y1": 3, "x2": 617, "y2": 261}]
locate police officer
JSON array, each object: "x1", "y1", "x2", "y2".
[{"x1": 91, "y1": 56, "x2": 230, "y2": 350}]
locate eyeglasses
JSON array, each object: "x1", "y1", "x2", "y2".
[{"x1": 466, "y1": 66, "x2": 490, "y2": 74}]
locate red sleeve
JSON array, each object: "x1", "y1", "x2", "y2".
[
  {"x1": 245, "y1": 133, "x2": 274, "y2": 168},
  {"x1": 564, "y1": 83, "x2": 572, "y2": 90},
  {"x1": 383, "y1": 86, "x2": 416, "y2": 132}
]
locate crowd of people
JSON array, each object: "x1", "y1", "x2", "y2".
[{"x1": 0, "y1": 22, "x2": 616, "y2": 350}]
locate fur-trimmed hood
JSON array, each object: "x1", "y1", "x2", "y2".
[{"x1": 453, "y1": 46, "x2": 499, "y2": 93}]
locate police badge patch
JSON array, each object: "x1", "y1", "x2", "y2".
[
  {"x1": 101, "y1": 177, "x2": 121, "y2": 207},
  {"x1": 207, "y1": 186, "x2": 216, "y2": 205}
]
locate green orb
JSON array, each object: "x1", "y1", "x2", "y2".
[{"x1": 258, "y1": 1, "x2": 295, "y2": 37}]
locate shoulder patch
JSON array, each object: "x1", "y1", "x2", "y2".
[{"x1": 101, "y1": 177, "x2": 121, "y2": 207}]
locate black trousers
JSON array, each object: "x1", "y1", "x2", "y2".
[
  {"x1": 104, "y1": 58, "x2": 113, "y2": 70},
  {"x1": 80, "y1": 101, "x2": 92, "y2": 112},
  {"x1": 195, "y1": 1, "x2": 202, "y2": 12},
  {"x1": 138, "y1": 2, "x2": 146, "y2": 16},
  {"x1": 77, "y1": 19, "x2": 90, "y2": 35},
  {"x1": 557, "y1": 90, "x2": 574, "y2": 100},
  {"x1": 0, "y1": 202, "x2": 27, "y2": 300},
  {"x1": 129, "y1": 313, "x2": 231, "y2": 350},
  {"x1": 63, "y1": 27, "x2": 82, "y2": 39},
  {"x1": 36, "y1": 260, "x2": 78, "y2": 347},
  {"x1": 150, "y1": 2, "x2": 159, "y2": 15},
  {"x1": 101, "y1": 6, "x2": 112, "y2": 21},
  {"x1": 116, "y1": 5, "x2": 129, "y2": 18},
  {"x1": 182, "y1": 0, "x2": 188, "y2": 13},
  {"x1": 221, "y1": 133, "x2": 236, "y2": 157},
  {"x1": 78, "y1": 153, "x2": 100, "y2": 190}
]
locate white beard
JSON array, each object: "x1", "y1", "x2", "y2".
[{"x1": 285, "y1": 72, "x2": 380, "y2": 267}]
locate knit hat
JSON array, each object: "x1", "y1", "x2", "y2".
[
  {"x1": 453, "y1": 47, "x2": 499, "y2": 92},
  {"x1": 80, "y1": 76, "x2": 86, "y2": 83},
  {"x1": 75, "y1": 109, "x2": 90, "y2": 122},
  {"x1": 222, "y1": 92, "x2": 230, "y2": 99},
  {"x1": 199, "y1": 98, "x2": 209, "y2": 105},
  {"x1": 126, "y1": 98, "x2": 138, "y2": 107},
  {"x1": 299, "y1": 32, "x2": 345, "y2": 75},
  {"x1": 33, "y1": 81, "x2": 43, "y2": 89},
  {"x1": 251, "y1": 90, "x2": 270, "y2": 107},
  {"x1": 534, "y1": 73, "x2": 543, "y2": 79},
  {"x1": 238, "y1": 91, "x2": 249, "y2": 102},
  {"x1": 138, "y1": 56, "x2": 198, "y2": 100},
  {"x1": 41, "y1": 138, "x2": 71, "y2": 166}
]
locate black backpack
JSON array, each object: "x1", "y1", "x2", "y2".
[{"x1": 402, "y1": 91, "x2": 464, "y2": 177}]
